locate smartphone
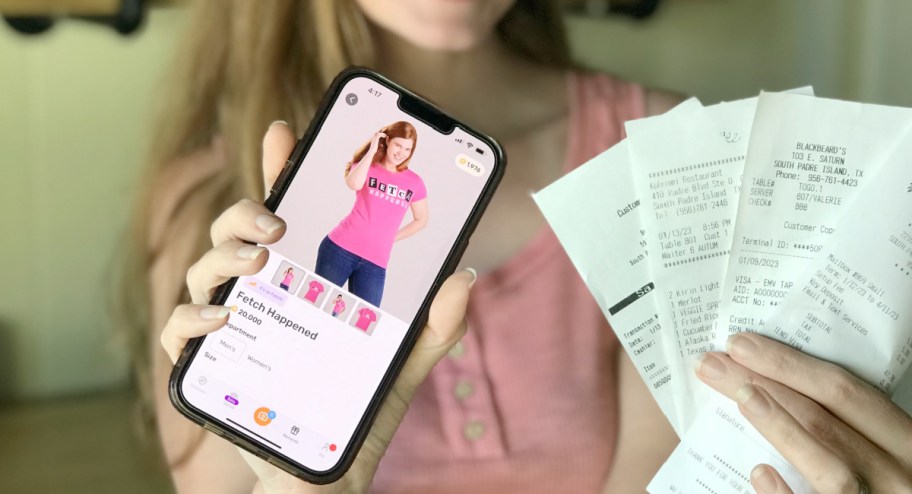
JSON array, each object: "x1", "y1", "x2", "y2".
[{"x1": 168, "y1": 67, "x2": 505, "y2": 483}]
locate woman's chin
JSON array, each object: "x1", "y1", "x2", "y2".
[{"x1": 407, "y1": 31, "x2": 485, "y2": 52}]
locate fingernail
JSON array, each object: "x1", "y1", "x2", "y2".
[
  {"x1": 269, "y1": 120, "x2": 288, "y2": 128},
  {"x1": 200, "y1": 306, "x2": 230, "y2": 319},
  {"x1": 255, "y1": 214, "x2": 285, "y2": 234},
  {"x1": 727, "y1": 333, "x2": 758, "y2": 359},
  {"x1": 695, "y1": 353, "x2": 728, "y2": 380},
  {"x1": 237, "y1": 245, "x2": 266, "y2": 260},
  {"x1": 736, "y1": 384, "x2": 770, "y2": 417},
  {"x1": 465, "y1": 267, "x2": 477, "y2": 288},
  {"x1": 750, "y1": 465, "x2": 778, "y2": 494}
]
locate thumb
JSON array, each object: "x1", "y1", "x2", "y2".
[
  {"x1": 395, "y1": 267, "x2": 475, "y2": 400},
  {"x1": 424, "y1": 267, "x2": 476, "y2": 347},
  {"x1": 262, "y1": 121, "x2": 297, "y2": 199},
  {"x1": 356, "y1": 268, "x2": 476, "y2": 465}
]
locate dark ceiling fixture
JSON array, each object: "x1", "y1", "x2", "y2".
[
  {"x1": 2, "y1": 0, "x2": 145, "y2": 36},
  {"x1": 564, "y1": 0, "x2": 663, "y2": 19}
]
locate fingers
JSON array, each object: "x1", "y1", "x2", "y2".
[
  {"x1": 697, "y1": 352, "x2": 864, "y2": 464},
  {"x1": 395, "y1": 268, "x2": 475, "y2": 397},
  {"x1": 727, "y1": 333, "x2": 912, "y2": 464},
  {"x1": 750, "y1": 464, "x2": 794, "y2": 494},
  {"x1": 186, "y1": 240, "x2": 269, "y2": 304},
  {"x1": 358, "y1": 269, "x2": 476, "y2": 462},
  {"x1": 160, "y1": 304, "x2": 230, "y2": 363},
  {"x1": 731, "y1": 382, "x2": 862, "y2": 493},
  {"x1": 371, "y1": 132, "x2": 387, "y2": 149},
  {"x1": 262, "y1": 121, "x2": 297, "y2": 198},
  {"x1": 210, "y1": 199, "x2": 286, "y2": 247},
  {"x1": 697, "y1": 352, "x2": 908, "y2": 492}
]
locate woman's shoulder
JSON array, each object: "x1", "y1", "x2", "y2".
[
  {"x1": 644, "y1": 87, "x2": 686, "y2": 116},
  {"x1": 561, "y1": 70, "x2": 685, "y2": 166},
  {"x1": 402, "y1": 167, "x2": 425, "y2": 183},
  {"x1": 570, "y1": 70, "x2": 685, "y2": 119}
]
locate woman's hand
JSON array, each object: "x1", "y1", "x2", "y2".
[
  {"x1": 394, "y1": 199, "x2": 428, "y2": 242},
  {"x1": 695, "y1": 332, "x2": 912, "y2": 494},
  {"x1": 369, "y1": 131, "x2": 387, "y2": 154},
  {"x1": 345, "y1": 130, "x2": 385, "y2": 189},
  {"x1": 160, "y1": 122, "x2": 476, "y2": 493}
]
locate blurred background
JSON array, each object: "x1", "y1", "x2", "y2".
[{"x1": 1, "y1": 0, "x2": 911, "y2": 492}]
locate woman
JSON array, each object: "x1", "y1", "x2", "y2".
[
  {"x1": 128, "y1": 0, "x2": 911, "y2": 493},
  {"x1": 315, "y1": 122, "x2": 427, "y2": 307},
  {"x1": 279, "y1": 267, "x2": 295, "y2": 291},
  {"x1": 331, "y1": 295, "x2": 346, "y2": 318}
]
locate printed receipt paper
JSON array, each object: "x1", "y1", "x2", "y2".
[
  {"x1": 622, "y1": 90, "x2": 812, "y2": 433},
  {"x1": 651, "y1": 95, "x2": 912, "y2": 493},
  {"x1": 533, "y1": 98, "x2": 703, "y2": 434},
  {"x1": 532, "y1": 139, "x2": 676, "y2": 428},
  {"x1": 625, "y1": 96, "x2": 760, "y2": 433},
  {"x1": 651, "y1": 123, "x2": 912, "y2": 494},
  {"x1": 718, "y1": 91, "x2": 912, "y2": 348},
  {"x1": 761, "y1": 133, "x2": 912, "y2": 392},
  {"x1": 534, "y1": 97, "x2": 811, "y2": 493},
  {"x1": 535, "y1": 90, "x2": 912, "y2": 494}
]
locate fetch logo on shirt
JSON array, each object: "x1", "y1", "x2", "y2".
[{"x1": 368, "y1": 177, "x2": 414, "y2": 205}]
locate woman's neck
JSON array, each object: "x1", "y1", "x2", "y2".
[
  {"x1": 370, "y1": 25, "x2": 568, "y2": 141},
  {"x1": 381, "y1": 159, "x2": 398, "y2": 172}
]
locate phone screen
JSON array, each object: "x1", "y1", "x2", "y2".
[{"x1": 175, "y1": 73, "x2": 500, "y2": 475}]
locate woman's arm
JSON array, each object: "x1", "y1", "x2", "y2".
[
  {"x1": 601, "y1": 350, "x2": 678, "y2": 493},
  {"x1": 147, "y1": 153, "x2": 259, "y2": 494},
  {"x1": 155, "y1": 124, "x2": 476, "y2": 494},
  {"x1": 394, "y1": 198, "x2": 428, "y2": 242},
  {"x1": 345, "y1": 132, "x2": 385, "y2": 191}
]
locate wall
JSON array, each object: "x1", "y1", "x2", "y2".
[
  {"x1": 0, "y1": 8, "x2": 184, "y2": 400},
  {"x1": 568, "y1": 0, "x2": 912, "y2": 107}
]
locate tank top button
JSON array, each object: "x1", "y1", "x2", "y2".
[
  {"x1": 463, "y1": 420, "x2": 485, "y2": 441},
  {"x1": 447, "y1": 340, "x2": 465, "y2": 359},
  {"x1": 453, "y1": 380, "x2": 474, "y2": 401}
]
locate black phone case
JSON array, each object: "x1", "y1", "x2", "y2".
[{"x1": 168, "y1": 66, "x2": 506, "y2": 484}]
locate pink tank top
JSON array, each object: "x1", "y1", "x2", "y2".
[{"x1": 372, "y1": 72, "x2": 646, "y2": 493}]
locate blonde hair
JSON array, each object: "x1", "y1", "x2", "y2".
[{"x1": 114, "y1": 0, "x2": 570, "y2": 454}]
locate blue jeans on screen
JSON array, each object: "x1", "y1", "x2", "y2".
[{"x1": 315, "y1": 236, "x2": 386, "y2": 307}]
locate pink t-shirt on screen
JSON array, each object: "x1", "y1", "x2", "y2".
[
  {"x1": 354, "y1": 308, "x2": 377, "y2": 331},
  {"x1": 281, "y1": 272, "x2": 294, "y2": 286},
  {"x1": 304, "y1": 280, "x2": 324, "y2": 302},
  {"x1": 333, "y1": 300, "x2": 346, "y2": 314},
  {"x1": 328, "y1": 164, "x2": 426, "y2": 268}
]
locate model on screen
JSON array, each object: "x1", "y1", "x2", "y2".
[
  {"x1": 315, "y1": 121, "x2": 428, "y2": 307},
  {"x1": 279, "y1": 267, "x2": 295, "y2": 291}
]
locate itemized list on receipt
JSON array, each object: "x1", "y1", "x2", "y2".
[{"x1": 627, "y1": 97, "x2": 759, "y2": 432}]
